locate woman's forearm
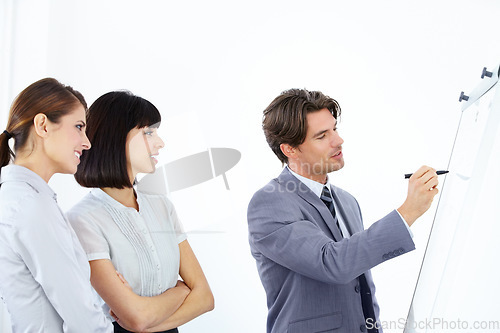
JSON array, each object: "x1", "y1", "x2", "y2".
[
  {"x1": 143, "y1": 285, "x2": 214, "y2": 332},
  {"x1": 90, "y1": 260, "x2": 191, "y2": 332},
  {"x1": 113, "y1": 283, "x2": 190, "y2": 332},
  {"x1": 143, "y1": 282, "x2": 192, "y2": 325}
]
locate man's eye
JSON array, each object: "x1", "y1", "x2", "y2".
[{"x1": 144, "y1": 131, "x2": 153, "y2": 136}]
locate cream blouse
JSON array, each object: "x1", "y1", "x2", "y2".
[{"x1": 67, "y1": 188, "x2": 187, "y2": 299}]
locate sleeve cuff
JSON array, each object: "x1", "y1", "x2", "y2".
[
  {"x1": 395, "y1": 210, "x2": 414, "y2": 238},
  {"x1": 177, "y1": 233, "x2": 187, "y2": 244},
  {"x1": 87, "y1": 252, "x2": 111, "y2": 261}
]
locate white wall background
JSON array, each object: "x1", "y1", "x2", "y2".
[{"x1": 0, "y1": 0, "x2": 499, "y2": 332}]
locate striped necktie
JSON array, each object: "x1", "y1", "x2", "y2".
[
  {"x1": 321, "y1": 186, "x2": 378, "y2": 333},
  {"x1": 320, "y1": 186, "x2": 343, "y2": 237}
]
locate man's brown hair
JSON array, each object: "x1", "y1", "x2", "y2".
[{"x1": 262, "y1": 88, "x2": 341, "y2": 164}]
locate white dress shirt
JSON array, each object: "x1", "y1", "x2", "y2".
[
  {"x1": 0, "y1": 165, "x2": 112, "y2": 333},
  {"x1": 67, "y1": 188, "x2": 187, "y2": 319}
]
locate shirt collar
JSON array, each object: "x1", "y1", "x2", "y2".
[
  {"x1": 0, "y1": 164, "x2": 57, "y2": 201},
  {"x1": 286, "y1": 166, "x2": 330, "y2": 198}
]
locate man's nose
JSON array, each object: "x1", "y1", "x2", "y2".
[{"x1": 331, "y1": 132, "x2": 344, "y2": 147}]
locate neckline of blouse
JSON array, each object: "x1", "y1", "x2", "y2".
[{"x1": 90, "y1": 187, "x2": 144, "y2": 213}]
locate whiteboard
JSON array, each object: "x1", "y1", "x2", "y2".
[{"x1": 405, "y1": 65, "x2": 500, "y2": 333}]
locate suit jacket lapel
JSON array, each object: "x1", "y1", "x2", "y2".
[
  {"x1": 277, "y1": 168, "x2": 344, "y2": 242},
  {"x1": 330, "y1": 185, "x2": 360, "y2": 235}
]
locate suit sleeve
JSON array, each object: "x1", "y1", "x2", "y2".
[{"x1": 247, "y1": 185, "x2": 415, "y2": 284}]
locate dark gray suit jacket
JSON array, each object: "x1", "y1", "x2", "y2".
[{"x1": 247, "y1": 168, "x2": 415, "y2": 333}]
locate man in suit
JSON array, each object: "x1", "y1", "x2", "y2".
[{"x1": 247, "y1": 88, "x2": 439, "y2": 333}]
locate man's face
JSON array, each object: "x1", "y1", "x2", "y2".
[{"x1": 292, "y1": 108, "x2": 344, "y2": 182}]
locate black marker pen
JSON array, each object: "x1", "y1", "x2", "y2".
[{"x1": 404, "y1": 170, "x2": 449, "y2": 179}]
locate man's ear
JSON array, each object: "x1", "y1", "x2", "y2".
[
  {"x1": 280, "y1": 143, "x2": 297, "y2": 160},
  {"x1": 33, "y1": 113, "x2": 49, "y2": 138}
]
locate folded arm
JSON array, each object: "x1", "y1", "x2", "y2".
[
  {"x1": 143, "y1": 240, "x2": 214, "y2": 332},
  {"x1": 89, "y1": 259, "x2": 190, "y2": 332}
]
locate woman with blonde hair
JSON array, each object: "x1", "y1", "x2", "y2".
[{"x1": 0, "y1": 78, "x2": 112, "y2": 332}]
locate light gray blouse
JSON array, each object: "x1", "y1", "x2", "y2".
[
  {"x1": 67, "y1": 188, "x2": 187, "y2": 299},
  {"x1": 0, "y1": 165, "x2": 112, "y2": 333}
]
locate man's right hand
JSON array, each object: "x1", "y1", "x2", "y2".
[{"x1": 397, "y1": 165, "x2": 439, "y2": 226}]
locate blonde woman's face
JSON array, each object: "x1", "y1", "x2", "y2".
[{"x1": 43, "y1": 104, "x2": 91, "y2": 175}]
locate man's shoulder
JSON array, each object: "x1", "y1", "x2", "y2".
[
  {"x1": 250, "y1": 176, "x2": 299, "y2": 201},
  {"x1": 247, "y1": 177, "x2": 307, "y2": 232},
  {"x1": 247, "y1": 175, "x2": 314, "y2": 221}
]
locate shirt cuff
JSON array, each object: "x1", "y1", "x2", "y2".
[
  {"x1": 87, "y1": 252, "x2": 111, "y2": 261},
  {"x1": 177, "y1": 233, "x2": 187, "y2": 244},
  {"x1": 396, "y1": 210, "x2": 414, "y2": 238}
]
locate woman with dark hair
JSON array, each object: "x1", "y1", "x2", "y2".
[
  {"x1": 0, "y1": 78, "x2": 113, "y2": 332},
  {"x1": 67, "y1": 91, "x2": 214, "y2": 333}
]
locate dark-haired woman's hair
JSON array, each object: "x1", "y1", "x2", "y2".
[
  {"x1": 75, "y1": 91, "x2": 161, "y2": 189},
  {"x1": 262, "y1": 88, "x2": 341, "y2": 164},
  {"x1": 0, "y1": 78, "x2": 87, "y2": 172}
]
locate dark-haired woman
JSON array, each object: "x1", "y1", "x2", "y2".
[
  {"x1": 67, "y1": 91, "x2": 214, "y2": 333},
  {"x1": 0, "y1": 78, "x2": 113, "y2": 332}
]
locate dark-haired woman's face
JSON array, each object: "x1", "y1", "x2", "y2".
[
  {"x1": 125, "y1": 126, "x2": 164, "y2": 178},
  {"x1": 44, "y1": 105, "x2": 91, "y2": 175}
]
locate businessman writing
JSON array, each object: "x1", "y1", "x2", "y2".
[{"x1": 247, "y1": 88, "x2": 438, "y2": 333}]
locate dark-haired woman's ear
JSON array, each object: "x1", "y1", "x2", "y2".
[{"x1": 33, "y1": 113, "x2": 49, "y2": 138}]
